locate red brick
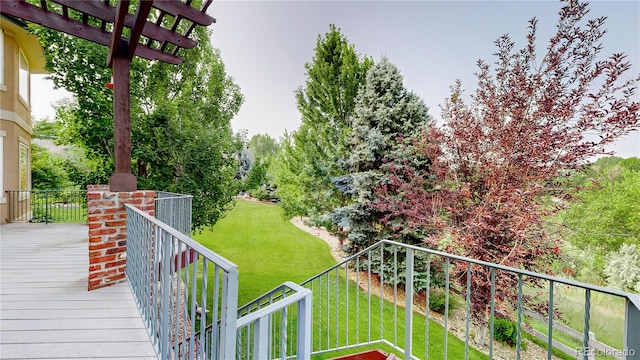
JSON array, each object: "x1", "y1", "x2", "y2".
[
  {"x1": 106, "y1": 273, "x2": 126, "y2": 282},
  {"x1": 88, "y1": 222, "x2": 102, "y2": 229},
  {"x1": 89, "y1": 255, "x2": 117, "y2": 264},
  {"x1": 105, "y1": 246, "x2": 126, "y2": 255},
  {"x1": 107, "y1": 233, "x2": 127, "y2": 241},
  {"x1": 89, "y1": 269, "x2": 118, "y2": 279},
  {"x1": 91, "y1": 214, "x2": 115, "y2": 222},
  {"x1": 106, "y1": 208, "x2": 123, "y2": 215},
  {"x1": 89, "y1": 250, "x2": 103, "y2": 258},
  {"x1": 87, "y1": 192, "x2": 101, "y2": 200},
  {"x1": 89, "y1": 236, "x2": 103, "y2": 243},
  {"x1": 124, "y1": 198, "x2": 143, "y2": 205},
  {"x1": 105, "y1": 260, "x2": 127, "y2": 268},
  {"x1": 105, "y1": 220, "x2": 127, "y2": 227},
  {"x1": 89, "y1": 264, "x2": 102, "y2": 271},
  {"x1": 89, "y1": 279, "x2": 102, "y2": 288},
  {"x1": 90, "y1": 228, "x2": 117, "y2": 236},
  {"x1": 90, "y1": 242, "x2": 116, "y2": 251},
  {"x1": 88, "y1": 208, "x2": 103, "y2": 215},
  {"x1": 118, "y1": 192, "x2": 133, "y2": 199}
]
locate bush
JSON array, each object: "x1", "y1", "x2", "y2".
[
  {"x1": 248, "y1": 186, "x2": 269, "y2": 201},
  {"x1": 493, "y1": 317, "x2": 526, "y2": 349},
  {"x1": 604, "y1": 244, "x2": 640, "y2": 292},
  {"x1": 428, "y1": 288, "x2": 458, "y2": 315}
]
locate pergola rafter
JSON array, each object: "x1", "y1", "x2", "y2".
[{"x1": 1, "y1": 0, "x2": 215, "y2": 191}]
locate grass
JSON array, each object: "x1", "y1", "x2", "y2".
[
  {"x1": 32, "y1": 204, "x2": 87, "y2": 223},
  {"x1": 195, "y1": 199, "x2": 487, "y2": 359},
  {"x1": 524, "y1": 284, "x2": 625, "y2": 350},
  {"x1": 194, "y1": 199, "x2": 337, "y2": 306}
]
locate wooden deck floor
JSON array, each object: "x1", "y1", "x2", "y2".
[{"x1": 0, "y1": 223, "x2": 157, "y2": 359}]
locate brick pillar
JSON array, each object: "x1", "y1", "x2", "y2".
[{"x1": 87, "y1": 185, "x2": 155, "y2": 291}]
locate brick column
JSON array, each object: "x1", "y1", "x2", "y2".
[{"x1": 87, "y1": 185, "x2": 155, "y2": 291}]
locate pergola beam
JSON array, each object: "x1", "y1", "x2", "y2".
[
  {"x1": 1, "y1": 0, "x2": 184, "y2": 64},
  {"x1": 0, "y1": 0, "x2": 215, "y2": 192},
  {"x1": 51, "y1": 0, "x2": 197, "y2": 50},
  {"x1": 127, "y1": 0, "x2": 154, "y2": 59}
]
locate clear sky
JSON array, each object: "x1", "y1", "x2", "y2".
[{"x1": 32, "y1": 0, "x2": 640, "y2": 157}]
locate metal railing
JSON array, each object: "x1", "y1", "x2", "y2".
[
  {"x1": 300, "y1": 240, "x2": 640, "y2": 360},
  {"x1": 234, "y1": 282, "x2": 312, "y2": 360},
  {"x1": 155, "y1": 191, "x2": 193, "y2": 236},
  {"x1": 5, "y1": 189, "x2": 87, "y2": 223},
  {"x1": 125, "y1": 204, "x2": 239, "y2": 360}
]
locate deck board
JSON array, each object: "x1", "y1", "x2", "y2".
[{"x1": 0, "y1": 223, "x2": 157, "y2": 359}]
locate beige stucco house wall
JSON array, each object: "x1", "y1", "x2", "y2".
[{"x1": 1, "y1": 16, "x2": 47, "y2": 224}]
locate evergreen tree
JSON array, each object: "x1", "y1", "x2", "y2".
[
  {"x1": 274, "y1": 25, "x2": 372, "y2": 219},
  {"x1": 333, "y1": 57, "x2": 432, "y2": 253}
]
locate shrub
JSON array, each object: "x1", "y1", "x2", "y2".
[
  {"x1": 428, "y1": 288, "x2": 458, "y2": 315},
  {"x1": 493, "y1": 317, "x2": 526, "y2": 349},
  {"x1": 248, "y1": 186, "x2": 269, "y2": 201},
  {"x1": 604, "y1": 244, "x2": 640, "y2": 292}
]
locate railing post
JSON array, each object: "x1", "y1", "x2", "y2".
[
  {"x1": 253, "y1": 317, "x2": 270, "y2": 360},
  {"x1": 625, "y1": 295, "x2": 640, "y2": 360},
  {"x1": 404, "y1": 248, "x2": 414, "y2": 359},
  {"x1": 220, "y1": 267, "x2": 239, "y2": 359},
  {"x1": 45, "y1": 191, "x2": 49, "y2": 224},
  {"x1": 297, "y1": 290, "x2": 313, "y2": 360}
]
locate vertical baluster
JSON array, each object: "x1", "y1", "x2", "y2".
[
  {"x1": 379, "y1": 244, "x2": 384, "y2": 342},
  {"x1": 393, "y1": 245, "x2": 398, "y2": 347},
  {"x1": 356, "y1": 256, "x2": 360, "y2": 345},
  {"x1": 200, "y1": 260, "x2": 208, "y2": 360},
  {"x1": 425, "y1": 254, "x2": 431, "y2": 360},
  {"x1": 444, "y1": 257, "x2": 450, "y2": 360},
  {"x1": 345, "y1": 262, "x2": 349, "y2": 347},
  {"x1": 547, "y1": 280, "x2": 554, "y2": 360},
  {"x1": 489, "y1": 268, "x2": 496, "y2": 360},
  {"x1": 367, "y1": 249, "x2": 372, "y2": 343},
  {"x1": 335, "y1": 268, "x2": 339, "y2": 349},
  {"x1": 326, "y1": 272, "x2": 330, "y2": 350},
  {"x1": 404, "y1": 247, "x2": 414, "y2": 359},
  {"x1": 465, "y1": 262, "x2": 471, "y2": 360},
  {"x1": 516, "y1": 274, "x2": 523, "y2": 360},
  {"x1": 582, "y1": 289, "x2": 591, "y2": 360}
]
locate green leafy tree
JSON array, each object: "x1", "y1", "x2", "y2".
[
  {"x1": 557, "y1": 161, "x2": 640, "y2": 281},
  {"x1": 31, "y1": 144, "x2": 70, "y2": 189},
  {"x1": 274, "y1": 25, "x2": 372, "y2": 218},
  {"x1": 32, "y1": 26, "x2": 244, "y2": 229},
  {"x1": 333, "y1": 57, "x2": 432, "y2": 253}
]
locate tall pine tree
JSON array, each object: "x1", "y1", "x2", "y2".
[
  {"x1": 274, "y1": 25, "x2": 372, "y2": 219},
  {"x1": 333, "y1": 57, "x2": 432, "y2": 253}
]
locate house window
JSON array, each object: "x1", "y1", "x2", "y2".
[
  {"x1": 19, "y1": 49, "x2": 29, "y2": 105},
  {"x1": 19, "y1": 142, "x2": 29, "y2": 191}
]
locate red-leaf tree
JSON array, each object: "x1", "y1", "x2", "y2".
[{"x1": 374, "y1": 0, "x2": 639, "y2": 342}]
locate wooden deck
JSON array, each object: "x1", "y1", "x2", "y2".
[{"x1": 0, "y1": 223, "x2": 157, "y2": 359}]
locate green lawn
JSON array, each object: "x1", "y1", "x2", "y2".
[
  {"x1": 195, "y1": 199, "x2": 487, "y2": 359},
  {"x1": 194, "y1": 199, "x2": 337, "y2": 306}
]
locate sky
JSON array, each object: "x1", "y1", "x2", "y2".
[{"x1": 31, "y1": 0, "x2": 640, "y2": 157}]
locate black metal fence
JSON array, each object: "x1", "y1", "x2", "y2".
[{"x1": 5, "y1": 190, "x2": 88, "y2": 224}]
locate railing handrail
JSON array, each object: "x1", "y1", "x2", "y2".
[
  {"x1": 301, "y1": 239, "x2": 640, "y2": 308},
  {"x1": 124, "y1": 203, "x2": 237, "y2": 272},
  {"x1": 236, "y1": 282, "x2": 310, "y2": 329},
  {"x1": 155, "y1": 191, "x2": 193, "y2": 200},
  {"x1": 238, "y1": 283, "x2": 295, "y2": 314}
]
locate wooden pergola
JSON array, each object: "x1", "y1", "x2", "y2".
[{"x1": 1, "y1": 0, "x2": 215, "y2": 191}]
